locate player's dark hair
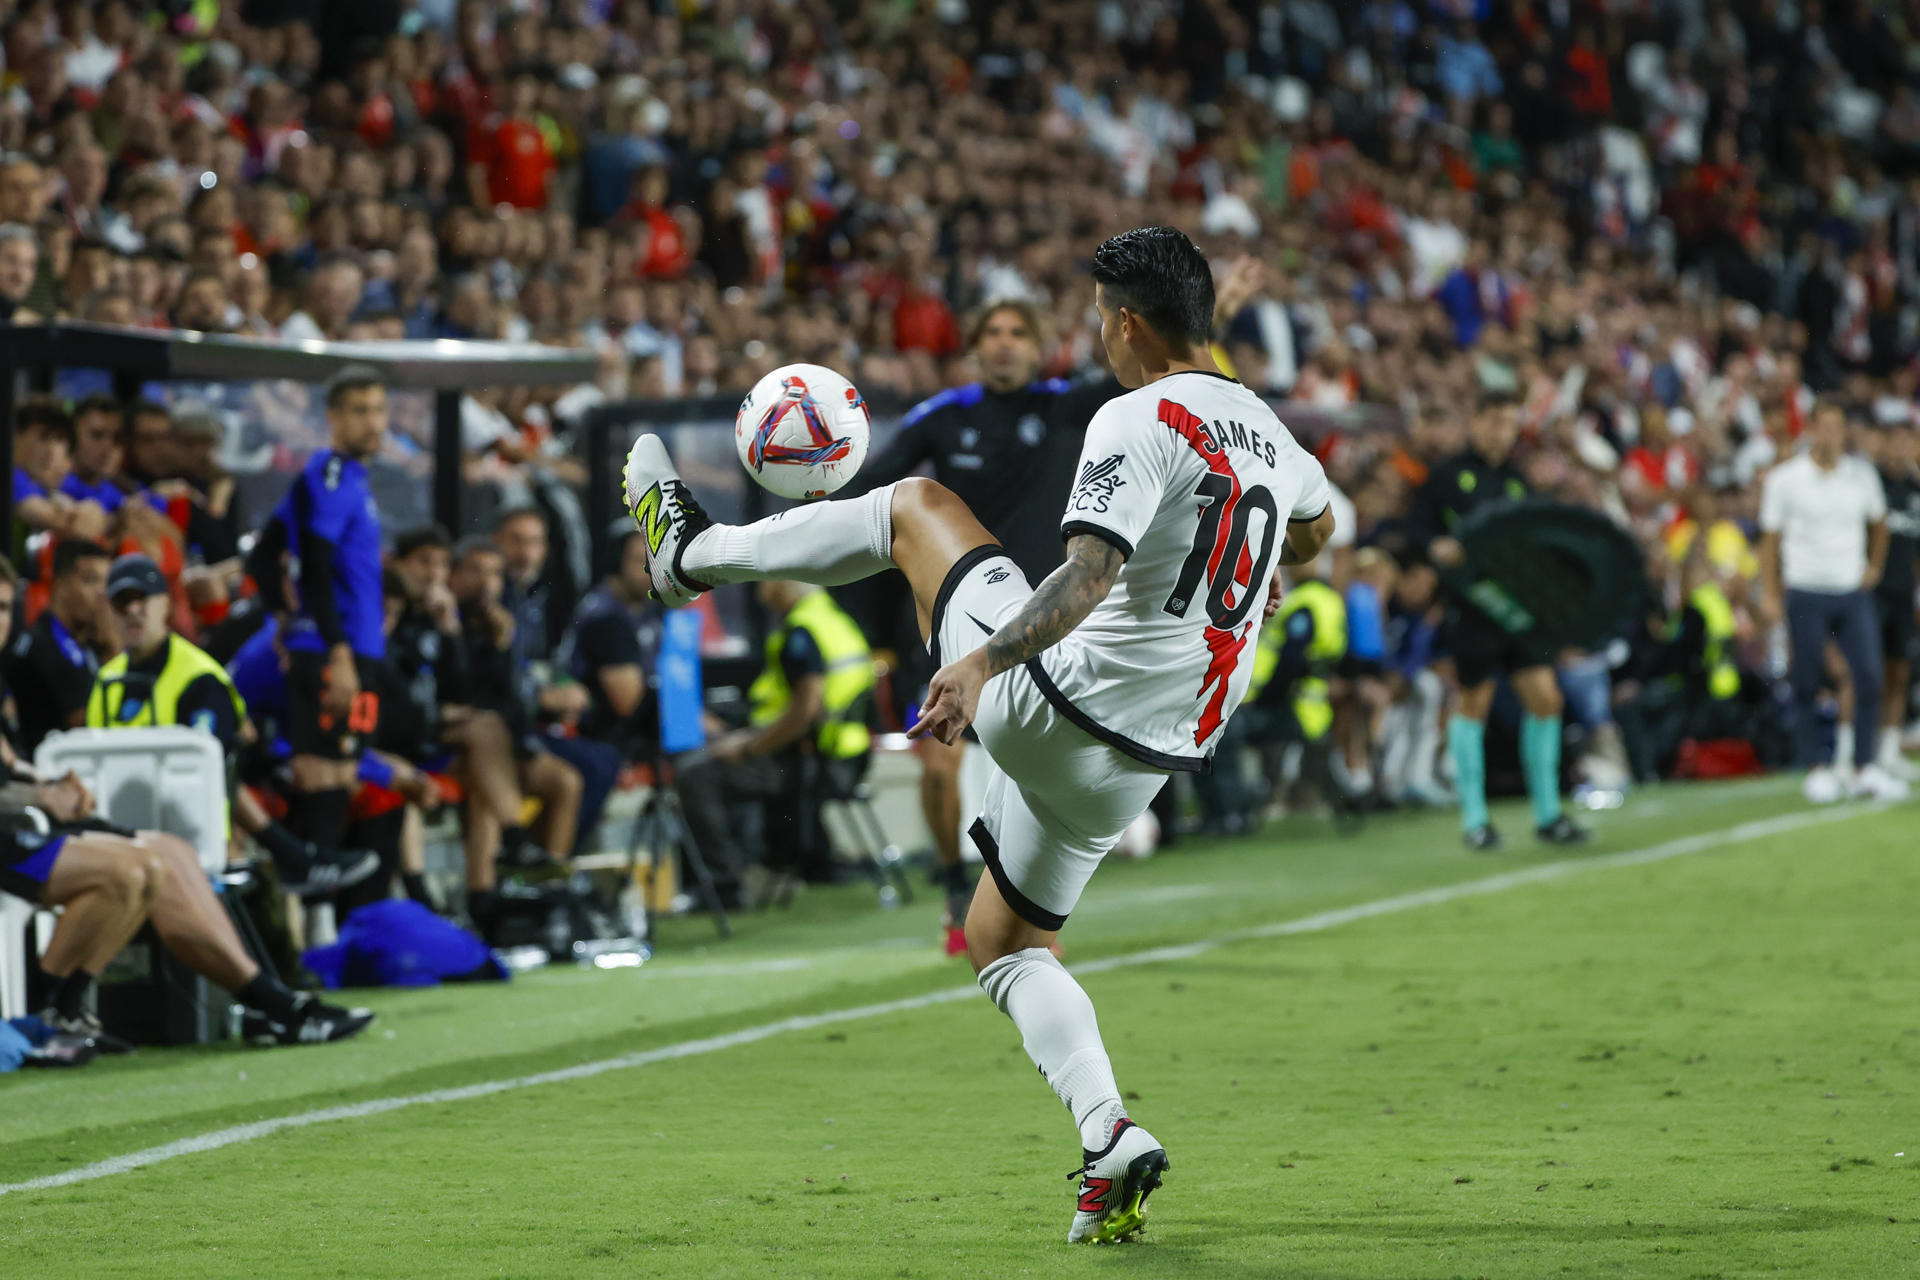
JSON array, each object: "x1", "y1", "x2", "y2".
[
  {"x1": 491, "y1": 504, "x2": 545, "y2": 535},
  {"x1": 14, "y1": 396, "x2": 73, "y2": 446},
  {"x1": 325, "y1": 364, "x2": 386, "y2": 409},
  {"x1": 393, "y1": 523, "x2": 453, "y2": 559},
  {"x1": 53, "y1": 538, "x2": 111, "y2": 579},
  {"x1": 451, "y1": 534, "x2": 499, "y2": 566},
  {"x1": 601, "y1": 517, "x2": 644, "y2": 579},
  {"x1": 1089, "y1": 226, "x2": 1214, "y2": 350},
  {"x1": 72, "y1": 392, "x2": 121, "y2": 421}
]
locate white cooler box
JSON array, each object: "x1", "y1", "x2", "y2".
[{"x1": 0, "y1": 728, "x2": 231, "y2": 1025}]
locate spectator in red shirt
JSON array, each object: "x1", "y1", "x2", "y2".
[
  {"x1": 1624, "y1": 405, "x2": 1701, "y2": 495},
  {"x1": 617, "y1": 167, "x2": 689, "y2": 279},
  {"x1": 467, "y1": 66, "x2": 553, "y2": 211},
  {"x1": 891, "y1": 240, "x2": 960, "y2": 357},
  {"x1": 1564, "y1": 25, "x2": 1612, "y2": 119}
]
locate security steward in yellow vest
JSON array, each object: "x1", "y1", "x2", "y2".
[
  {"x1": 1614, "y1": 557, "x2": 1753, "y2": 782},
  {"x1": 87, "y1": 554, "x2": 381, "y2": 897},
  {"x1": 88, "y1": 557, "x2": 248, "y2": 760},
  {"x1": 710, "y1": 581, "x2": 876, "y2": 883},
  {"x1": 1245, "y1": 577, "x2": 1348, "y2": 742}
]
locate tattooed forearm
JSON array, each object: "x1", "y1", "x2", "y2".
[{"x1": 982, "y1": 535, "x2": 1124, "y2": 677}]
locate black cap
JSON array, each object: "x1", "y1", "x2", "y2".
[{"x1": 107, "y1": 554, "x2": 168, "y2": 601}]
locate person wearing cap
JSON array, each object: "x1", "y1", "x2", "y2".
[
  {"x1": 0, "y1": 552, "x2": 375, "y2": 1052},
  {"x1": 87, "y1": 554, "x2": 383, "y2": 897},
  {"x1": 88, "y1": 553, "x2": 243, "y2": 741}
]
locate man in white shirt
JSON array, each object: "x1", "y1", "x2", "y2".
[{"x1": 1758, "y1": 401, "x2": 1905, "y2": 801}]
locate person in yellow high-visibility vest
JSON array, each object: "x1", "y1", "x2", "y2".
[
  {"x1": 710, "y1": 581, "x2": 877, "y2": 883},
  {"x1": 1248, "y1": 576, "x2": 1347, "y2": 741},
  {"x1": 1202, "y1": 571, "x2": 1351, "y2": 824},
  {"x1": 1615, "y1": 550, "x2": 1760, "y2": 782},
  {"x1": 88, "y1": 554, "x2": 386, "y2": 897}
]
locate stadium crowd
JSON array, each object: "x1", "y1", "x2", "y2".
[{"x1": 4, "y1": 0, "x2": 1920, "y2": 1060}]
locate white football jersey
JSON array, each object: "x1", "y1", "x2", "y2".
[{"x1": 1031, "y1": 371, "x2": 1330, "y2": 769}]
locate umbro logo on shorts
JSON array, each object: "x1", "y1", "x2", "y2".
[{"x1": 986, "y1": 568, "x2": 1010, "y2": 585}]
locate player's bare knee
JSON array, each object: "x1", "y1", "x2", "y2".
[
  {"x1": 144, "y1": 831, "x2": 197, "y2": 869},
  {"x1": 963, "y1": 914, "x2": 1027, "y2": 975},
  {"x1": 1521, "y1": 680, "x2": 1563, "y2": 719},
  {"x1": 889, "y1": 475, "x2": 951, "y2": 518},
  {"x1": 135, "y1": 848, "x2": 168, "y2": 907}
]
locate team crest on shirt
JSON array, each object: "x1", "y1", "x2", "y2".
[
  {"x1": 1070, "y1": 453, "x2": 1127, "y2": 513},
  {"x1": 1017, "y1": 414, "x2": 1046, "y2": 447}
]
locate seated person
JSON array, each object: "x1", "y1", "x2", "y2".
[
  {"x1": 390, "y1": 526, "x2": 581, "y2": 864},
  {"x1": 558, "y1": 526, "x2": 747, "y2": 906},
  {"x1": 1613, "y1": 550, "x2": 1767, "y2": 781},
  {"x1": 385, "y1": 529, "x2": 579, "y2": 936},
  {"x1": 710, "y1": 579, "x2": 879, "y2": 885},
  {"x1": 0, "y1": 564, "x2": 371, "y2": 1049},
  {"x1": 65, "y1": 393, "x2": 184, "y2": 560},
  {"x1": 1239, "y1": 570, "x2": 1351, "y2": 811},
  {"x1": 86, "y1": 553, "x2": 381, "y2": 896},
  {"x1": 226, "y1": 611, "x2": 443, "y2": 916},
  {"x1": 61, "y1": 394, "x2": 130, "y2": 516},
  {"x1": 7, "y1": 538, "x2": 116, "y2": 755},
  {"x1": 0, "y1": 770, "x2": 374, "y2": 1049},
  {"x1": 452, "y1": 534, "x2": 619, "y2": 856},
  {"x1": 13, "y1": 398, "x2": 109, "y2": 543}
]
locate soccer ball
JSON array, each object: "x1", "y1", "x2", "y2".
[{"x1": 734, "y1": 363, "x2": 871, "y2": 500}]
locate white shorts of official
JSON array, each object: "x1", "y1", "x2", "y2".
[{"x1": 929, "y1": 547, "x2": 1168, "y2": 930}]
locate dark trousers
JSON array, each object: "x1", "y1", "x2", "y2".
[
  {"x1": 539, "y1": 735, "x2": 622, "y2": 857},
  {"x1": 1786, "y1": 588, "x2": 1882, "y2": 768}
]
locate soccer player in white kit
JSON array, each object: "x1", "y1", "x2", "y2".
[{"x1": 625, "y1": 227, "x2": 1336, "y2": 1243}]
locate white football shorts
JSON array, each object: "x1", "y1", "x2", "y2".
[{"x1": 928, "y1": 547, "x2": 1168, "y2": 930}]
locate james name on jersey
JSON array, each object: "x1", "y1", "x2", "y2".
[{"x1": 1037, "y1": 372, "x2": 1329, "y2": 770}]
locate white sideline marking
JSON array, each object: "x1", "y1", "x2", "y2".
[{"x1": 0, "y1": 803, "x2": 1882, "y2": 1197}]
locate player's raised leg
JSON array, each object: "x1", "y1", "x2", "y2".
[{"x1": 623, "y1": 433, "x2": 992, "y2": 642}]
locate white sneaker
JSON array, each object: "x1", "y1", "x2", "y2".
[
  {"x1": 1848, "y1": 764, "x2": 1912, "y2": 802},
  {"x1": 1802, "y1": 766, "x2": 1844, "y2": 805},
  {"x1": 1875, "y1": 741, "x2": 1918, "y2": 781},
  {"x1": 622, "y1": 434, "x2": 715, "y2": 608},
  {"x1": 1066, "y1": 1117, "x2": 1168, "y2": 1244}
]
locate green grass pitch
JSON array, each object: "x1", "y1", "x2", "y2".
[{"x1": 2, "y1": 777, "x2": 1915, "y2": 1278}]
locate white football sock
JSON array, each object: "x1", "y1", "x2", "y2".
[
  {"x1": 977, "y1": 947, "x2": 1125, "y2": 1151},
  {"x1": 1407, "y1": 669, "x2": 1445, "y2": 789},
  {"x1": 1835, "y1": 723, "x2": 1855, "y2": 773},
  {"x1": 1878, "y1": 730, "x2": 1903, "y2": 770},
  {"x1": 684, "y1": 483, "x2": 896, "y2": 586}
]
